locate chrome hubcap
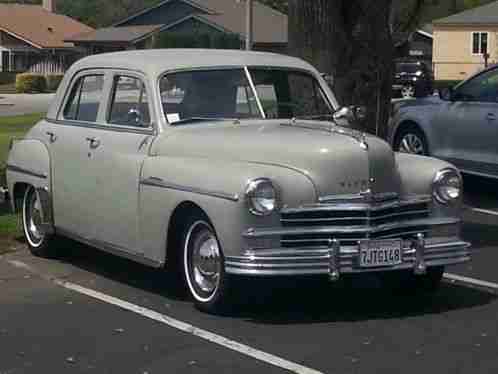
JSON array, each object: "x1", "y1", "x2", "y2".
[
  {"x1": 401, "y1": 85, "x2": 415, "y2": 98},
  {"x1": 25, "y1": 188, "x2": 44, "y2": 245},
  {"x1": 399, "y1": 133, "x2": 425, "y2": 155},
  {"x1": 186, "y1": 221, "x2": 221, "y2": 300}
]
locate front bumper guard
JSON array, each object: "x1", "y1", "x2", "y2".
[{"x1": 225, "y1": 236, "x2": 470, "y2": 278}]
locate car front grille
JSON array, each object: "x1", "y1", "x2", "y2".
[{"x1": 279, "y1": 195, "x2": 431, "y2": 248}]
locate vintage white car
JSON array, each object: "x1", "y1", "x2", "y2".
[{"x1": 6, "y1": 49, "x2": 470, "y2": 313}]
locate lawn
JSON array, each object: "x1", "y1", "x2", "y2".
[
  {"x1": 0, "y1": 113, "x2": 44, "y2": 247},
  {"x1": 0, "y1": 112, "x2": 44, "y2": 170}
]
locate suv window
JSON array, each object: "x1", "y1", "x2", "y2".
[
  {"x1": 454, "y1": 68, "x2": 498, "y2": 103},
  {"x1": 64, "y1": 75, "x2": 105, "y2": 122},
  {"x1": 109, "y1": 76, "x2": 151, "y2": 127}
]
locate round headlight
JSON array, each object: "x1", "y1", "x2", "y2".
[
  {"x1": 245, "y1": 178, "x2": 279, "y2": 216},
  {"x1": 433, "y1": 168, "x2": 462, "y2": 204}
]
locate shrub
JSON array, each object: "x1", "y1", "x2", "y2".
[
  {"x1": 15, "y1": 74, "x2": 47, "y2": 93},
  {"x1": 46, "y1": 74, "x2": 64, "y2": 92},
  {"x1": 0, "y1": 72, "x2": 16, "y2": 85}
]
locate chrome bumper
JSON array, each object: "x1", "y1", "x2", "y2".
[{"x1": 225, "y1": 237, "x2": 470, "y2": 277}]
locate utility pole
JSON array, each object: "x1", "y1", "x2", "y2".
[{"x1": 245, "y1": 0, "x2": 253, "y2": 50}]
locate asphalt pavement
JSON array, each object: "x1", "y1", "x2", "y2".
[{"x1": 1, "y1": 174, "x2": 498, "y2": 374}]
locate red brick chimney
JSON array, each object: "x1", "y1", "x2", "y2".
[{"x1": 42, "y1": 0, "x2": 56, "y2": 13}]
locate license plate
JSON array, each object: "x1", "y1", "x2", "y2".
[{"x1": 359, "y1": 240, "x2": 402, "y2": 268}]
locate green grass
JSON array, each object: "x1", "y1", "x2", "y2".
[
  {"x1": 0, "y1": 113, "x2": 44, "y2": 169},
  {"x1": 0, "y1": 113, "x2": 44, "y2": 242}
]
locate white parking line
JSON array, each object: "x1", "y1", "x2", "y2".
[
  {"x1": 444, "y1": 273, "x2": 498, "y2": 291},
  {"x1": 7, "y1": 259, "x2": 323, "y2": 374},
  {"x1": 469, "y1": 207, "x2": 498, "y2": 217}
]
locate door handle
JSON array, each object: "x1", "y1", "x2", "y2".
[
  {"x1": 46, "y1": 131, "x2": 57, "y2": 143},
  {"x1": 85, "y1": 136, "x2": 101, "y2": 148},
  {"x1": 487, "y1": 113, "x2": 496, "y2": 121}
]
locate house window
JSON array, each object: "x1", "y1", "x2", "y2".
[{"x1": 472, "y1": 32, "x2": 488, "y2": 55}]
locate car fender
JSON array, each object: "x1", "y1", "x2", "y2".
[
  {"x1": 395, "y1": 153, "x2": 461, "y2": 219},
  {"x1": 138, "y1": 156, "x2": 316, "y2": 264},
  {"x1": 390, "y1": 103, "x2": 437, "y2": 153},
  {"x1": 6, "y1": 139, "x2": 51, "y2": 213}
]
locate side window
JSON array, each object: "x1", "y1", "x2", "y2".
[
  {"x1": 454, "y1": 69, "x2": 498, "y2": 103},
  {"x1": 109, "y1": 76, "x2": 151, "y2": 127},
  {"x1": 64, "y1": 75, "x2": 105, "y2": 122}
]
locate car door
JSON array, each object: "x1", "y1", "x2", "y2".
[
  {"x1": 432, "y1": 68, "x2": 498, "y2": 176},
  {"x1": 44, "y1": 71, "x2": 108, "y2": 240},
  {"x1": 91, "y1": 72, "x2": 156, "y2": 255}
]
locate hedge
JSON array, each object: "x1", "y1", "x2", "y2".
[
  {"x1": 0, "y1": 72, "x2": 16, "y2": 85},
  {"x1": 46, "y1": 74, "x2": 64, "y2": 92},
  {"x1": 15, "y1": 74, "x2": 47, "y2": 93}
]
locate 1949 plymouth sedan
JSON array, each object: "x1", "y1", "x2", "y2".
[{"x1": 6, "y1": 49, "x2": 470, "y2": 313}]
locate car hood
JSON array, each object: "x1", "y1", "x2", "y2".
[{"x1": 153, "y1": 120, "x2": 400, "y2": 197}]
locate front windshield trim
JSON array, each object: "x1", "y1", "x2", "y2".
[{"x1": 244, "y1": 66, "x2": 266, "y2": 119}]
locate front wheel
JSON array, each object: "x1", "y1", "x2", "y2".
[
  {"x1": 22, "y1": 186, "x2": 58, "y2": 257},
  {"x1": 182, "y1": 217, "x2": 231, "y2": 314},
  {"x1": 393, "y1": 126, "x2": 429, "y2": 156}
]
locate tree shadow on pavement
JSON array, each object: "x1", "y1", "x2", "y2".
[{"x1": 55, "y1": 240, "x2": 495, "y2": 323}]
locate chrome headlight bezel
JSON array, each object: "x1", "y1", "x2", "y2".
[
  {"x1": 433, "y1": 168, "x2": 462, "y2": 205},
  {"x1": 245, "y1": 178, "x2": 280, "y2": 216}
]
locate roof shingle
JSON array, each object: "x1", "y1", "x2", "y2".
[
  {"x1": 67, "y1": 25, "x2": 164, "y2": 44},
  {"x1": 433, "y1": 1, "x2": 498, "y2": 25},
  {"x1": 0, "y1": 4, "x2": 94, "y2": 49}
]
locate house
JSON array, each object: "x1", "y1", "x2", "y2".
[
  {"x1": 395, "y1": 25, "x2": 434, "y2": 64},
  {"x1": 66, "y1": 0, "x2": 288, "y2": 54},
  {"x1": 0, "y1": 0, "x2": 94, "y2": 74},
  {"x1": 433, "y1": 0, "x2": 498, "y2": 80}
]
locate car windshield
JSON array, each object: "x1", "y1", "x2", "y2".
[{"x1": 160, "y1": 68, "x2": 333, "y2": 124}]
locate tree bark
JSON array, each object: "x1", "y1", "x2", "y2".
[{"x1": 288, "y1": 0, "x2": 395, "y2": 139}]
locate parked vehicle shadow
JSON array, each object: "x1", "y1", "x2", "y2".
[{"x1": 55, "y1": 239, "x2": 495, "y2": 323}]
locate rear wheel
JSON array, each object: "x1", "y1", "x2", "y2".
[
  {"x1": 22, "y1": 186, "x2": 58, "y2": 257},
  {"x1": 181, "y1": 215, "x2": 231, "y2": 314}
]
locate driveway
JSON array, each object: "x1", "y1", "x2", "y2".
[{"x1": 0, "y1": 93, "x2": 55, "y2": 117}]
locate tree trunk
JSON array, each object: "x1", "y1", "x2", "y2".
[{"x1": 288, "y1": 0, "x2": 394, "y2": 139}]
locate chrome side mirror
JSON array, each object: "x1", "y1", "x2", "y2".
[
  {"x1": 333, "y1": 106, "x2": 354, "y2": 122},
  {"x1": 333, "y1": 106, "x2": 366, "y2": 123}
]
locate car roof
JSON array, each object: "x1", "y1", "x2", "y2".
[{"x1": 70, "y1": 49, "x2": 316, "y2": 77}]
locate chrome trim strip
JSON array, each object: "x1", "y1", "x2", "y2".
[
  {"x1": 244, "y1": 66, "x2": 266, "y2": 119},
  {"x1": 282, "y1": 196, "x2": 431, "y2": 214},
  {"x1": 319, "y1": 192, "x2": 399, "y2": 204},
  {"x1": 6, "y1": 164, "x2": 48, "y2": 179},
  {"x1": 56, "y1": 228, "x2": 163, "y2": 268},
  {"x1": 244, "y1": 217, "x2": 458, "y2": 238},
  {"x1": 280, "y1": 209, "x2": 430, "y2": 224},
  {"x1": 459, "y1": 169, "x2": 498, "y2": 180},
  {"x1": 140, "y1": 177, "x2": 239, "y2": 202},
  {"x1": 225, "y1": 239, "x2": 470, "y2": 276}
]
